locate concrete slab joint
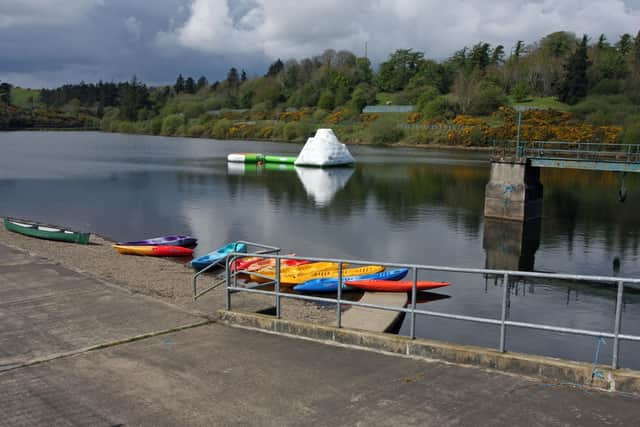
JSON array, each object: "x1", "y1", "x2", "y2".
[
  {"x1": 218, "y1": 309, "x2": 640, "y2": 395},
  {"x1": 484, "y1": 158, "x2": 544, "y2": 222}
]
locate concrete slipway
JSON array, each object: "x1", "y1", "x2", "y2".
[{"x1": 1, "y1": 240, "x2": 640, "y2": 426}]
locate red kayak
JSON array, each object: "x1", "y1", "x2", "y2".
[
  {"x1": 230, "y1": 256, "x2": 263, "y2": 271},
  {"x1": 347, "y1": 280, "x2": 451, "y2": 292},
  {"x1": 113, "y1": 245, "x2": 193, "y2": 257}
]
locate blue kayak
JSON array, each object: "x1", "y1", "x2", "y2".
[
  {"x1": 293, "y1": 268, "x2": 409, "y2": 293},
  {"x1": 191, "y1": 242, "x2": 246, "y2": 270}
]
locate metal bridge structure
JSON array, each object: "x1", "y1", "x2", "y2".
[
  {"x1": 496, "y1": 140, "x2": 640, "y2": 173},
  {"x1": 486, "y1": 140, "x2": 640, "y2": 222}
]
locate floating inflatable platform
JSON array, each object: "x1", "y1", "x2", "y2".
[
  {"x1": 227, "y1": 153, "x2": 264, "y2": 163},
  {"x1": 264, "y1": 155, "x2": 297, "y2": 164}
]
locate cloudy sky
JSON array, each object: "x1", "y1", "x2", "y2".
[{"x1": 1, "y1": 0, "x2": 639, "y2": 88}]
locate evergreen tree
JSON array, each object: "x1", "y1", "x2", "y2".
[
  {"x1": 184, "y1": 77, "x2": 196, "y2": 94},
  {"x1": 120, "y1": 75, "x2": 149, "y2": 121},
  {"x1": 469, "y1": 42, "x2": 491, "y2": 70},
  {"x1": 241, "y1": 69, "x2": 247, "y2": 82},
  {"x1": 196, "y1": 76, "x2": 208, "y2": 90},
  {"x1": 491, "y1": 45, "x2": 505, "y2": 64},
  {"x1": 616, "y1": 33, "x2": 633, "y2": 56},
  {"x1": 375, "y1": 49, "x2": 424, "y2": 91},
  {"x1": 558, "y1": 35, "x2": 590, "y2": 104},
  {"x1": 512, "y1": 41, "x2": 525, "y2": 59},
  {"x1": 174, "y1": 74, "x2": 185, "y2": 93},
  {"x1": 597, "y1": 34, "x2": 608, "y2": 49},
  {"x1": 265, "y1": 59, "x2": 284, "y2": 77},
  {"x1": 227, "y1": 67, "x2": 239, "y2": 86},
  {"x1": 0, "y1": 82, "x2": 11, "y2": 106}
]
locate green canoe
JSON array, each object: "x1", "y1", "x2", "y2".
[{"x1": 3, "y1": 218, "x2": 90, "y2": 244}]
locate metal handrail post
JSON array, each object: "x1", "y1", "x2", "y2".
[
  {"x1": 515, "y1": 111, "x2": 522, "y2": 158},
  {"x1": 336, "y1": 262, "x2": 343, "y2": 328},
  {"x1": 409, "y1": 267, "x2": 418, "y2": 339},
  {"x1": 275, "y1": 256, "x2": 281, "y2": 319},
  {"x1": 612, "y1": 280, "x2": 624, "y2": 368},
  {"x1": 233, "y1": 255, "x2": 238, "y2": 288},
  {"x1": 499, "y1": 273, "x2": 509, "y2": 352},
  {"x1": 225, "y1": 257, "x2": 231, "y2": 310}
]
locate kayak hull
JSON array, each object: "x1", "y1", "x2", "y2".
[
  {"x1": 250, "y1": 261, "x2": 343, "y2": 282},
  {"x1": 347, "y1": 280, "x2": 451, "y2": 292},
  {"x1": 113, "y1": 245, "x2": 193, "y2": 256},
  {"x1": 294, "y1": 268, "x2": 409, "y2": 293},
  {"x1": 191, "y1": 242, "x2": 247, "y2": 270},
  {"x1": 117, "y1": 235, "x2": 197, "y2": 247},
  {"x1": 4, "y1": 218, "x2": 90, "y2": 244},
  {"x1": 264, "y1": 265, "x2": 384, "y2": 286}
]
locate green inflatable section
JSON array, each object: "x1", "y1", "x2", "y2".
[{"x1": 264, "y1": 155, "x2": 297, "y2": 164}]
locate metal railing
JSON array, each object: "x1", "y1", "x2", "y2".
[
  {"x1": 493, "y1": 140, "x2": 640, "y2": 164},
  {"x1": 225, "y1": 252, "x2": 640, "y2": 369},
  {"x1": 192, "y1": 241, "x2": 280, "y2": 299}
]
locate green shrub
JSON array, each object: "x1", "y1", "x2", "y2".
[
  {"x1": 623, "y1": 120, "x2": 640, "y2": 145},
  {"x1": 184, "y1": 103, "x2": 205, "y2": 120},
  {"x1": 251, "y1": 101, "x2": 271, "y2": 112},
  {"x1": 571, "y1": 95, "x2": 640, "y2": 125},
  {"x1": 511, "y1": 82, "x2": 530, "y2": 102},
  {"x1": 470, "y1": 82, "x2": 506, "y2": 115},
  {"x1": 402, "y1": 128, "x2": 448, "y2": 145},
  {"x1": 283, "y1": 121, "x2": 310, "y2": 141},
  {"x1": 187, "y1": 123, "x2": 206, "y2": 137},
  {"x1": 317, "y1": 90, "x2": 335, "y2": 110},
  {"x1": 415, "y1": 86, "x2": 441, "y2": 111},
  {"x1": 367, "y1": 118, "x2": 405, "y2": 145},
  {"x1": 149, "y1": 117, "x2": 163, "y2": 135},
  {"x1": 423, "y1": 96, "x2": 457, "y2": 119},
  {"x1": 161, "y1": 114, "x2": 184, "y2": 136},
  {"x1": 271, "y1": 122, "x2": 285, "y2": 139},
  {"x1": 312, "y1": 108, "x2": 329, "y2": 122},
  {"x1": 211, "y1": 119, "x2": 232, "y2": 139}
]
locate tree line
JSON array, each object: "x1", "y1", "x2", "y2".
[{"x1": 3, "y1": 30, "x2": 640, "y2": 139}]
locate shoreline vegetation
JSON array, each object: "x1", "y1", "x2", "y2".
[{"x1": 1, "y1": 30, "x2": 639, "y2": 148}]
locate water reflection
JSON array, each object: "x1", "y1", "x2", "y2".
[
  {"x1": 295, "y1": 167, "x2": 354, "y2": 207},
  {"x1": 483, "y1": 218, "x2": 541, "y2": 271},
  {"x1": 2, "y1": 132, "x2": 640, "y2": 367}
]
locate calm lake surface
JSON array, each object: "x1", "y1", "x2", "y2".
[{"x1": 2, "y1": 131, "x2": 639, "y2": 367}]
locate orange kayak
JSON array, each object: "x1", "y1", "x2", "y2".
[
  {"x1": 346, "y1": 280, "x2": 451, "y2": 292},
  {"x1": 113, "y1": 245, "x2": 193, "y2": 257},
  {"x1": 243, "y1": 254, "x2": 308, "y2": 272}
]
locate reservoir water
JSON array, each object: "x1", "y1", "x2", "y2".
[{"x1": 1, "y1": 131, "x2": 639, "y2": 368}]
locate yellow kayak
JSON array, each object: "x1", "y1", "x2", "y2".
[
  {"x1": 250, "y1": 262, "x2": 345, "y2": 283},
  {"x1": 279, "y1": 265, "x2": 385, "y2": 285}
]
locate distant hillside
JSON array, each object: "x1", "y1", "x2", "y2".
[{"x1": 10, "y1": 87, "x2": 41, "y2": 108}]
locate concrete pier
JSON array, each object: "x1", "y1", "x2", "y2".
[
  {"x1": 484, "y1": 157, "x2": 544, "y2": 222},
  {"x1": 341, "y1": 292, "x2": 408, "y2": 332},
  {"x1": 483, "y1": 218, "x2": 541, "y2": 271}
]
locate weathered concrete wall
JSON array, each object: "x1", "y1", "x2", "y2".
[
  {"x1": 218, "y1": 310, "x2": 640, "y2": 395},
  {"x1": 483, "y1": 218, "x2": 541, "y2": 271},
  {"x1": 484, "y1": 158, "x2": 544, "y2": 222}
]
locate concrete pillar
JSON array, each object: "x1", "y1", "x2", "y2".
[
  {"x1": 484, "y1": 158, "x2": 543, "y2": 222},
  {"x1": 483, "y1": 218, "x2": 541, "y2": 271}
]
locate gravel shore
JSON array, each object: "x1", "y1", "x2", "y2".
[{"x1": 0, "y1": 219, "x2": 335, "y2": 323}]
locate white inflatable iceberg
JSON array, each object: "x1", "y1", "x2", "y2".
[{"x1": 294, "y1": 128, "x2": 354, "y2": 167}]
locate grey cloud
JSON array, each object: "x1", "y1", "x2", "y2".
[{"x1": 0, "y1": 0, "x2": 638, "y2": 88}]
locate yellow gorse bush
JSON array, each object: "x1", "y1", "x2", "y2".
[{"x1": 443, "y1": 107, "x2": 623, "y2": 146}]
